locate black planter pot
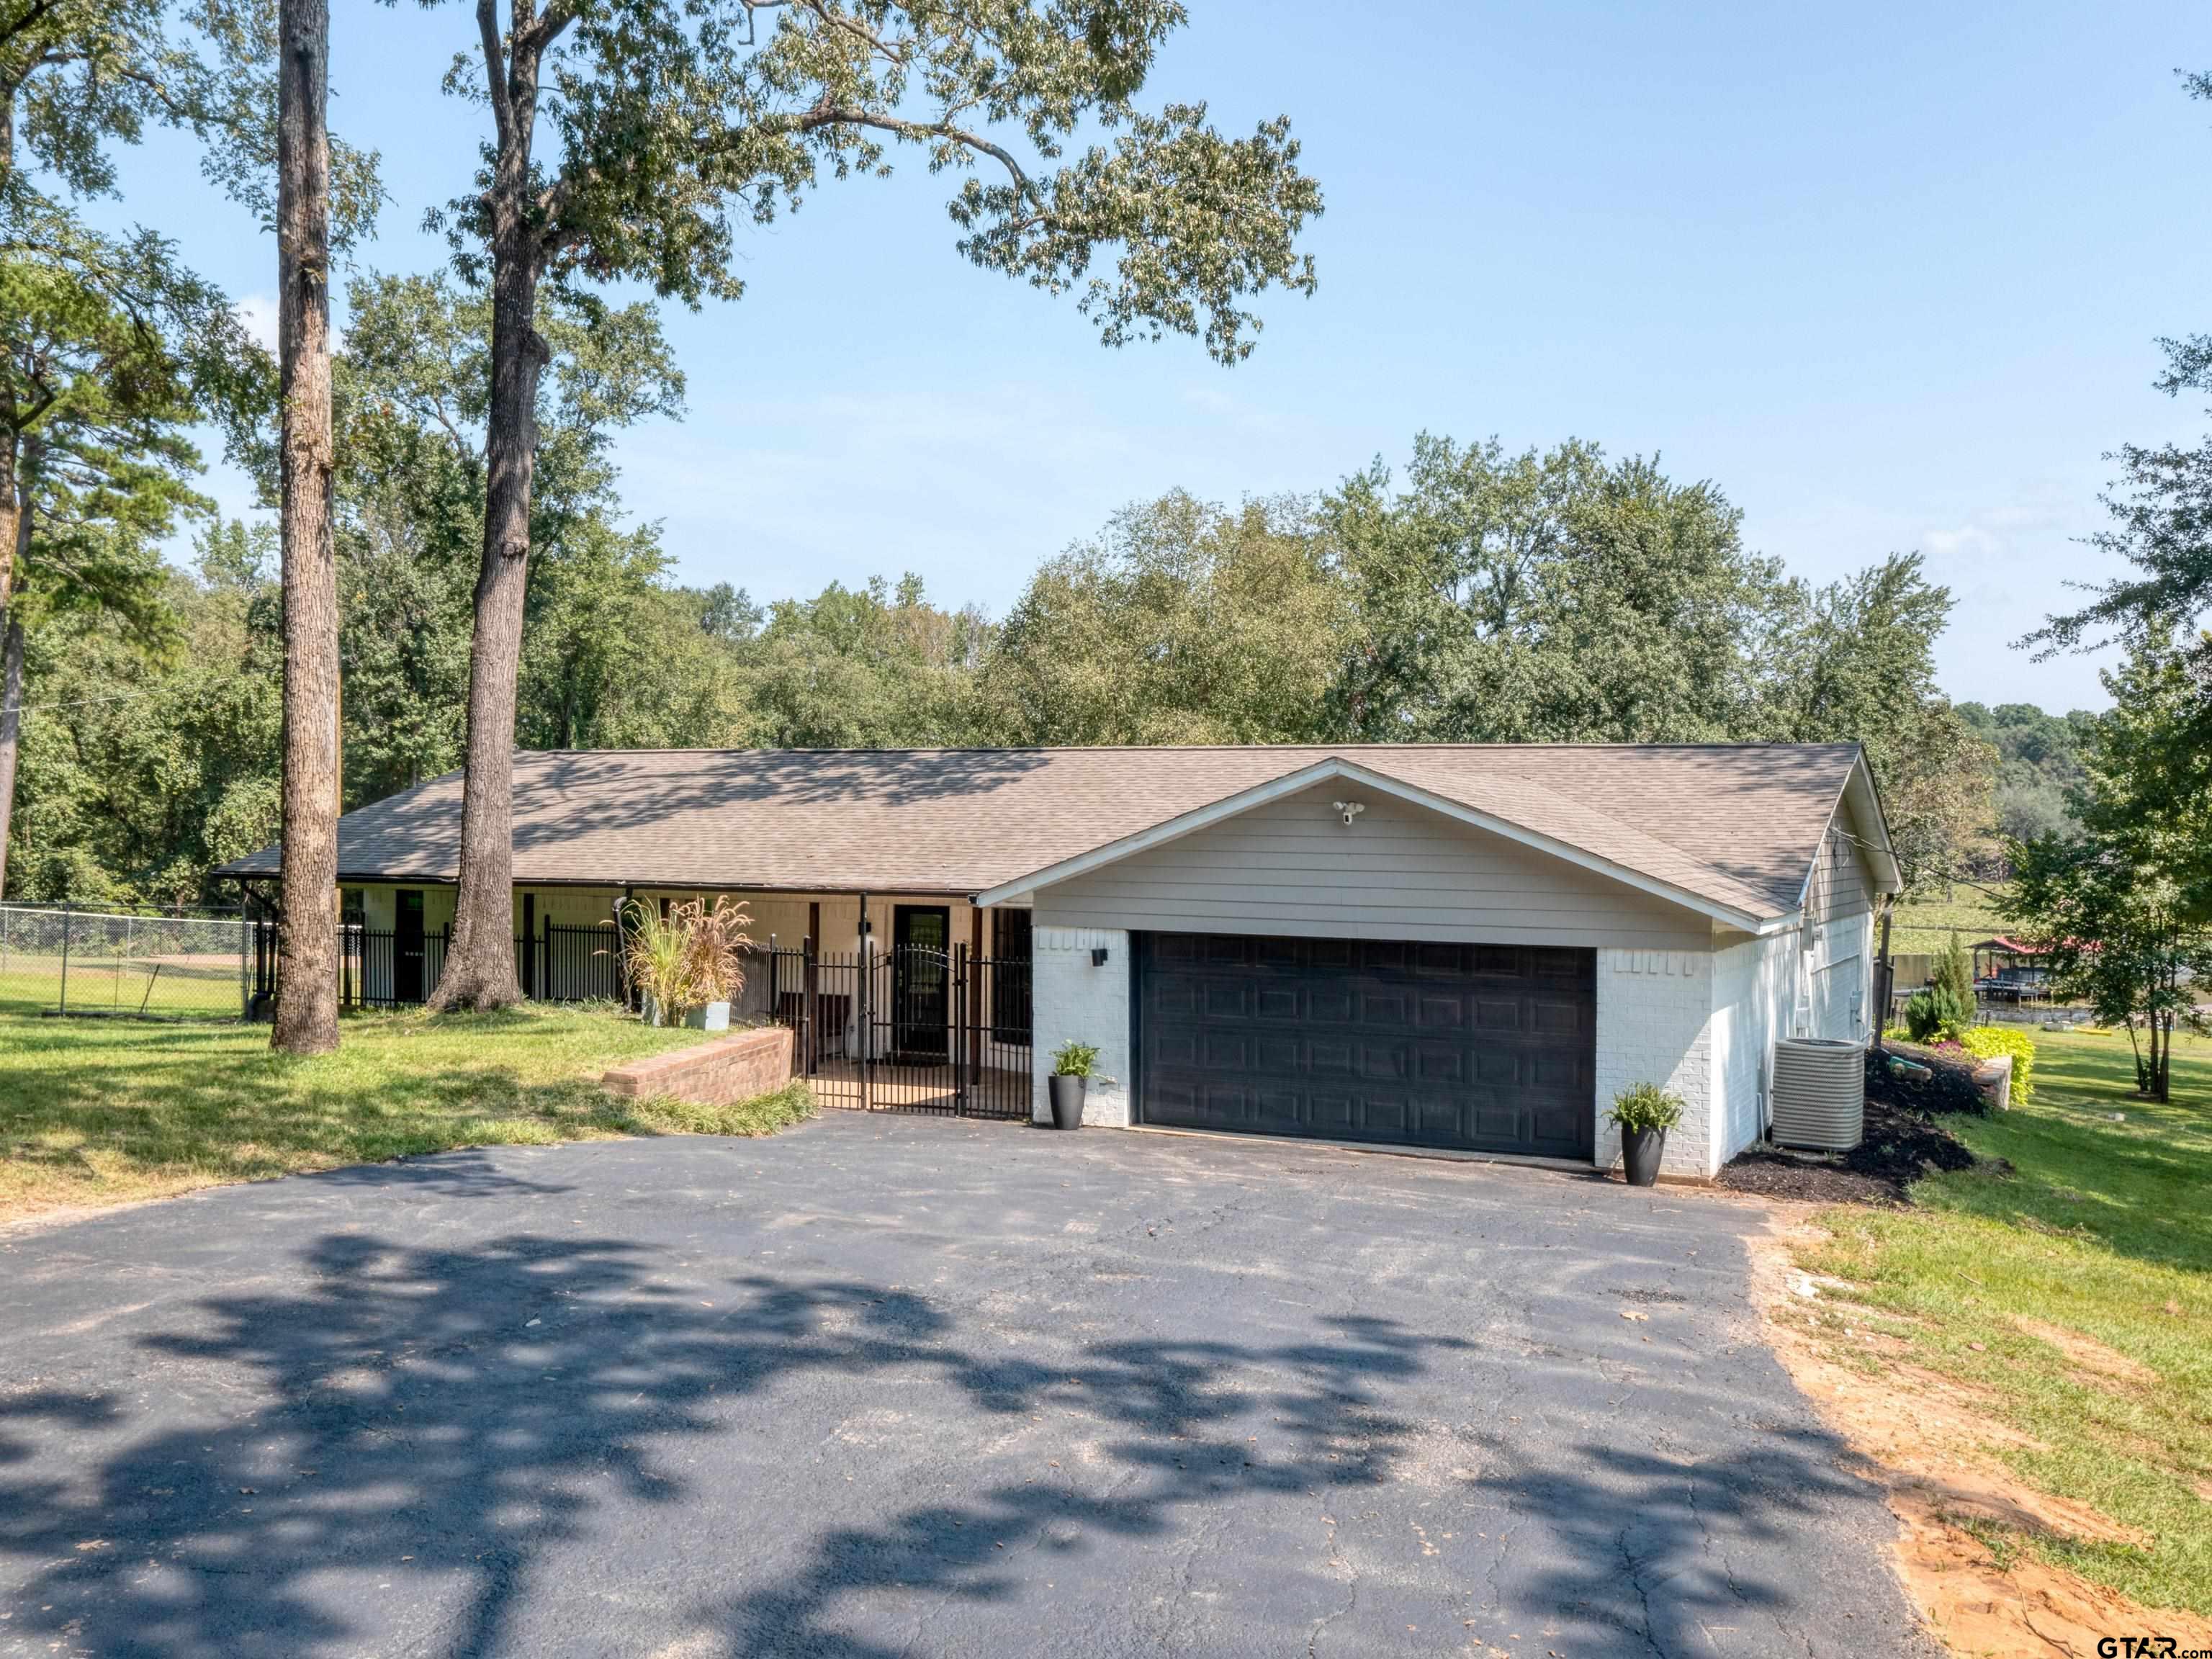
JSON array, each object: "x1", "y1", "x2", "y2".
[
  {"x1": 1621, "y1": 1125, "x2": 1666, "y2": 1187},
  {"x1": 1048, "y1": 1074, "x2": 1087, "y2": 1130}
]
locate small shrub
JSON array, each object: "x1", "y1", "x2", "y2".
[
  {"x1": 1606, "y1": 1082, "x2": 1685, "y2": 1133},
  {"x1": 1051, "y1": 1040, "x2": 1105, "y2": 1079},
  {"x1": 1905, "y1": 984, "x2": 1973, "y2": 1044},
  {"x1": 1934, "y1": 930, "x2": 1977, "y2": 1010},
  {"x1": 1960, "y1": 1025, "x2": 2036, "y2": 1104}
]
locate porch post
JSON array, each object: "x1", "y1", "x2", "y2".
[
  {"x1": 858, "y1": 892, "x2": 871, "y2": 1112},
  {"x1": 806, "y1": 902, "x2": 821, "y2": 1077},
  {"x1": 803, "y1": 934, "x2": 819, "y2": 1079},
  {"x1": 968, "y1": 905, "x2": 985, "y2": 1081}
]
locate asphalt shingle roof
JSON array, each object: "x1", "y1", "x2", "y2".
[{"x1": 222, "y1": 743, "x2": 1871, "y2": 923}]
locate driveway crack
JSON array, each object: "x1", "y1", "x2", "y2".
[
  {"x1": 1306, "y1": 1503, "x2": 1358, "y2": 1658},
  {"x1": 1617, "y1": 1526, "x2": 1673, "y2": 1658}
]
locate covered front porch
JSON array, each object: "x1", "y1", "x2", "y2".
[{"x1": 243, "y1": 880, "x2": 1039, "y2": 1122}]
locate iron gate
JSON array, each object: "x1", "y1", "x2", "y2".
[{"x1": 763, "y1": 940, "x2": 1032, "y2": 1119}]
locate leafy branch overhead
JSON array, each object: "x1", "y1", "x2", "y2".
[
  {"x1": 0, "y1": 0, "x2": 382, "y2": 248},
  {"x1": 421, "y1": 0, "x2": 1322, "y2": 361}
]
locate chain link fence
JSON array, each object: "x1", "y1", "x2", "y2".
[{"x1": 0, "y1": 902, "x2": 251, "y2": 1020}]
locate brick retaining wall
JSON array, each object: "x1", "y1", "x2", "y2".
[{"x1": 602, "y1": 1025, "x2": 793, "y2": 1106}]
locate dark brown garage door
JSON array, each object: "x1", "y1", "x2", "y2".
[{"x1": 1134, "y1": 933, "x2": 1596, "y2": 1159}]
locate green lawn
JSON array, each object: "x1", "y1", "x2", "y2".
[
  {"x1": 0, "y1": 1004, "x2": 814, "y2": 1226},
  {"x1": 1887, "y1": 889, "x2": 2010, "y2": 952},
  {"x1": 0, "y1": 952, "x2": 245, "y2": 1019},
  {"x1": 1795, "y1": 1025, "x2": 2212, "y2": 1615}
]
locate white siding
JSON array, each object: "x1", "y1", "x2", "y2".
[
  {"x1": 1807, "y1": 912, "x2": 1876, "y2": 1043},
  {"x1": 1040, "y1": 783, "x2": 1712, "y2": 950},
  {"x1": 1806, "y1": 799, "x2": 1877, "y2": 926}
]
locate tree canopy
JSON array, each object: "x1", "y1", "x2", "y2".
[
  {"x1": 1326, "y1": 436, "x2": 1784, "y2": 745},
  {"x1": 2006, "y1": 630, "x2": 2212, "y2": 1100},
  {"x1": 5, "y1": 424, "x2": 2010, "y2": 907}
]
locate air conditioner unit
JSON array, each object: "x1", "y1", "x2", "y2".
[{"x1": 1769, "y1": 1037, "x2": 1866, "y2": 1152}]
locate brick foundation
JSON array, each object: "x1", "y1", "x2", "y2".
[{"x1": 602, "y1": 1025, "x2": 793, "y2": 1106}]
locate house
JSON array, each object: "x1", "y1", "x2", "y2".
[{"x1": 219, "y1": 742, "x2": 1897, "y2": 1179}]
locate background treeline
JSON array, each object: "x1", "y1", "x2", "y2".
[{"x1": 8, "y1": 278, "x2": 2041, "y2": 907}]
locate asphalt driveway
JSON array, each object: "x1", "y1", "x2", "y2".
[{"x1": 0, "y1": 1113, "x2": 1932, "y2": 1658}]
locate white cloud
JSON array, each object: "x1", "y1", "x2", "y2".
[{"x1": 233, "y1": 293, "x2": 279, "y2": 354}]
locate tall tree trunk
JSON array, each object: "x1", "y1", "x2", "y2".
[
  {"x1": 430, "y1": 17, "x2": 544, "y2": 1012},
  {"x1": 271, "y1": 0, "x2": 341, "y2": 1055},
  {"x1": 0, "y1": 468, "x2": 26, "y2": 898},
  {"x1": 430, "y1": 235, "x2": 539, "y2": 1010},
  {"x1": 0, "y1": 426, "x2": 19, "y2": 644},
  {"x1": 0, "y1": 611, "x2": 20, "y2": 899}
]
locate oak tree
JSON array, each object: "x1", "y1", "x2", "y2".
[
  {"x1": 0, "y1": 252, "x2": 213, "y2": 895},
  {"x1": 413, "y1": 0, "x2": 1323, "y2": 1008}
]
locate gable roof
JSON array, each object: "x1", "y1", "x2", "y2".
[{"x1": 219, "y1": 742, "x2": 1886, "y2": 925}]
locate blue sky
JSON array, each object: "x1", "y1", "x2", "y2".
[{"x1": 102, "y1": 0, "x2": 2212, "y2": 711}]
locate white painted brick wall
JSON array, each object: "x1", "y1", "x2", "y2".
[
  {"x1": 1030, "y1": 926, "x2": 1131, "y2": 1127},
  {"x1": 1710, "y1": 932, "x2": 1796, "y2": 1167},
  {"x1": 1595, "y1": 948, "x2": 1717, "y2": 1177}
]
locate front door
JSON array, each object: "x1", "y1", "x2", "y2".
[
  {"x1": 395, "y1": 889, "x2": 426, "y2": 1004},
  {"x1": 891, "y1": 906, "x2": 950, "y2": 1058}
]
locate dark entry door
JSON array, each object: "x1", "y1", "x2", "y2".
[
  {"x1": 1135, "y1": 932, "x2": 1596, "y2": 1159},
  {"x1": 891, "y1": 906, "x2": 950, "y2": 1058},
  {"x1": 395, "y1": 889, "x2": 426, "y2": 1004}
]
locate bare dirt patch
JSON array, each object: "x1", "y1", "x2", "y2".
[
  {"x1": 2012, "y1": 1318, "x2": 2159, "y2": 1389},
  {"x1": 1746, "y1": 1213, "x2": 2212, "y2": 1657}
]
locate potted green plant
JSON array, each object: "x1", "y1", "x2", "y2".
[
  {"x1": 1047, "y1": 1041, "x2": 1105, "y2": 1130},
  {"x1": 619, "y1": 896, "x2": 753, "y2": 1028},
  {"x1": 1606, "y1": 1082, "x2": 1684, "y2": 1187},
  {"x1": 619, "y1": 901, "x2": 698, "y2": 1027}
]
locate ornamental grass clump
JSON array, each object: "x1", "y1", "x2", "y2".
[
  {"x1": 680, "y1": 896, "x2": 752, "y2": 1005},
  {"x1": 620, "y1": 896, "x2": 752, "y2": 1023}
]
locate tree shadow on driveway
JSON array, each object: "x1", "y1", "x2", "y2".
[
  {"x1": 0, "y1": 1233, "x2": 1466, "y2": 1657},
  {"x1": 0, "y1": 1230, "x2": 1902, "y2": 1658}
]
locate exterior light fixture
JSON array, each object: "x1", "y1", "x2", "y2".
[
  {"x1": 1092, "y1": 947, "x2": 1110, "y2": 966},
  {"x1": 1332, "y1": 799, "x2": 1367, "y2": 827}
]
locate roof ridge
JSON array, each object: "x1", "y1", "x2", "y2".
[
  {"x1": 512, "y1": 740, "x2": 1863, "y2": 758},
  {"x1": 1349, "y1": 754, "x2": 1785, "y2": 918}
]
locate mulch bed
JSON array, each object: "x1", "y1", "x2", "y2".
[{"x1": 1718, "y1": 1041, "x2": 1990, "y2": 1205}]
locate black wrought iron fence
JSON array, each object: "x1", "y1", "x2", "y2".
[
  {"x1": 768, "y1": 940, "x2": 1030, "y2": 1120},
  {"x1": 0, "y1": 902, "x2": 250, "y2": 1020}
]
